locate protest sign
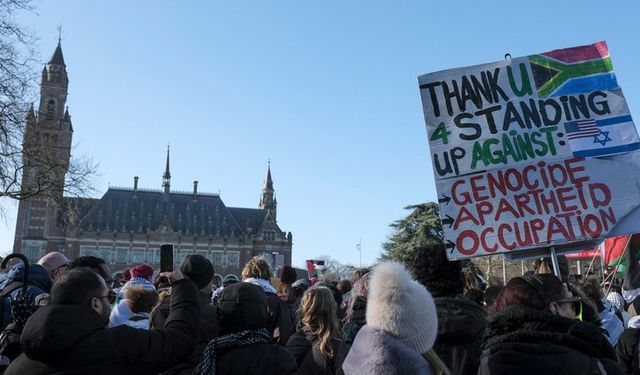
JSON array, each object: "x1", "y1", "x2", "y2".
[{"x1": 419, "y1": 41, "x2": 640, "y2": 260}]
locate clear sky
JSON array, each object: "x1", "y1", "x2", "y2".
[{"x1": 1, "y1": 1, "x2": 639, "y2": 269}]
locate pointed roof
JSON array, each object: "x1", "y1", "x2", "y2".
[
  {"x1": 48, "y1": 41, "x2": 66, "y2": 66},
  {"x1": 263, "y1": 163, "x2": 273, "y2": 191},
  {"x1": 163, "y1": 145, "x2": 171, "y2": 179}
]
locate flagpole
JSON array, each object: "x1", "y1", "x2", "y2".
[
  {"x1": 358, "y1": 239, "x2": 362, "y2": 268},
  {"x1": 604, "y1": 235, "x2": 632, "y2": 296}
]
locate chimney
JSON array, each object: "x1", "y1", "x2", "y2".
[
  {"x1": 193, "y1": 180, "x2": 198, "y2": 200},
  {"x1": 133, "y1": 176, "x2": 139, "y2": 192}
]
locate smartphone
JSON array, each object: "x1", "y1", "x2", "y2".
[{"x1": 160, "y1": 244, "x2": 174, "y2": 272}]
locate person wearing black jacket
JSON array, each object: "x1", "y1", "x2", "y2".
[{"x1": 6, "y1": 267, "x2": 201, "y2": 375}]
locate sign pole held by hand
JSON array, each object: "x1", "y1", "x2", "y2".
[{"x1": 550, "y1": 246, "x2": 562, "y2": 281}]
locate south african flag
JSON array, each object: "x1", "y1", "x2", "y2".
[{"x1": 529, "y1": 41, "x2": 616, "y2": 98}]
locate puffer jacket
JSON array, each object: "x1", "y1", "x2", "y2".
[
  {"x1": 479, "y1": 305, "x2": 623, "y2": 375},
  {"x1": 433, "y1": 295, "x2": 487, "y2": 375}
]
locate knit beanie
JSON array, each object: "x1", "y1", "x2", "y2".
[
  {"x1": 217, "y1": 282, "x2": 268, "y2": 335},
  {"x1": 180, "y1": 254, "x2": 214, "y2": 289},
  {"x1": 130, "y1": 264, "x2": 154, "y2": 280},
  {"x1": 366, "y1": 261, "x2": 438, "y2": 354},
  {"x1": 278, "y1": 265, "x2": 297, "y2": 285}
]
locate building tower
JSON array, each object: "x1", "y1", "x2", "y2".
[
  {"x1": 162, "y1": 145, "x2": 171, "y2": 194},
  {"x1": 13, "y1": 40, "x2": 73, "y2": 258},
  {"x1": 259, "y1": 162, "x2": 277, "y2": 220}
]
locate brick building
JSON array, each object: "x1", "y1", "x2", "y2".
[{"x1": 13, "y1": 42, "x2": 293, "y2": 283}]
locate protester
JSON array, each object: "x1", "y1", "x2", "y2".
[
  {"x1": 278, "y1": 265, "x2": 299, "y2": 322},
  {"x1": 479, "y1": 274, "x2": 622, "y2": 374},
  {"x1": 616, "y1": 326, "x2": 640, "y2": 373},
  {"x1": 66, "y1": 256, "x2": 114, "y2": 288},
  {"x1": 411, "y1": 244, "x2": 487, "y2": 375},
  {"x1": 0, "y1": 251, "x2": 69, "y2": 328},
  {"x1": 607, "y1": 291, "x2": 631, "y2": 327},
  {"x1": 150, "y1": 254, "x2": 219, "y2": 375},
  {"x1": 578, "y1": 275, "x2": 625, "y2": 346},
  {"x1": 342, "y1": 271, "x2": 371, "y2": 350},
  {"x1": 121, "y1": 286, "x2": 158, "y2": 329},
  {"x1": 242, "y1": 256, "x2": 293, "y2": 346},
  {"x1": 110, "y1": 264, "x2": 155, "y2": 327},
  {"x1": 194, "y1": 282, "x2": 298, "y2": 375},
  {"x1": 5, "y1": 267, "x2": 201, "y2": 374},
  {"x1": 286, "y1": 286, "x2": 343, "y2": 374},
  {"x1": 483, "y1": 285, "x2": 503, "y2": 316},
  {"x1": 343, "y1": 262, "x2": 447, "y2": 375}
]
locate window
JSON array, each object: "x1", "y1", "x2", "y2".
[
  {"x1": 46, "y1": 100, "x2": 55, "y2": 120},
  {"x1": 225, "y1": 251, "x2": 240, "y2": 268},
  {"x1": 132, "y1": 248, "x2": 145, "y2": 264},
  {"x1": 210, "y1": 251, "x2": 224, "y2": 268},
  {"x1": 80, "y1": 246, "x2": 98, "y2": 257},
  {"x1": 115, "y1": 247, "x2": 129, "y2": 264},
  {"x1": 25, "y1": 245, "x2": 43, "y2": 263}
]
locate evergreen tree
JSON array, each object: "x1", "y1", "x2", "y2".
[{"x1": 380, "y1": 202, "x2": 443, "y2": 264}]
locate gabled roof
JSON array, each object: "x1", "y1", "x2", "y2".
[{"x1": 77, "y1": 187, "x2": 276, "y2": 237}]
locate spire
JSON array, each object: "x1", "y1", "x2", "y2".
[
  {"x1": 259, "y1": 160, "x2": 277, "y2": 220},
  {"x1": 26, "y1": 103, "x2": 35, "y2": 120},
  {"x1": 48, "y1": 40, "x2": 66, "y2": 66},
  {"x1": 264, "y1": 159, "x2": 273, "y2": 191},
  {"x1": 162, "y1": 145, "x2": 171, "y2": 194}
]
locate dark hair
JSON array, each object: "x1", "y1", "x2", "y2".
[
  {"x1": 411, "y1": 244, "x2": 464, "y2": 297},
  {"x1": 464, "y1": 288, "x2": 484, "y2": 306},
  {"x1": 336, "y1": 279, "x2": 352, "y2": 295},
  {"x1": 484, "y1": 285, "x2": 504, "y2": 309},
  {"x1": 351, "y1": 268, "x2": 371, "y2": 283},
  {"x1": 67, "y1": 256, "x2": 109, "y2": 280},
  {"x1": 577, "y1": 275, "x2": 605, "y2": 312},
  {"x1": 52, "y1": 268, "x2": 104, "y2": 305},
  {"x1": 494, "y1": 274, "x2": 565, "y2": 313},
  {"x1": 180, "y1": 254, "x2": 214, "y2": 289}
]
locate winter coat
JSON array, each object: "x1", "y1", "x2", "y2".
[
  {"x1": 215, "y1": 342, "x2": 299, "y2": 375},
  {"x1": 5, "y1": 278, "x2": 201, "y2": 375},
  {"x1": 433, "y1": 295, "x2": 486, "y2": 375},
  {"x1": 479, "y1": 305, "x2": 623, "y2": 375},
  {"x1": 342, "y1": 324, "x2": 433, "y2": 375},
  {"x1": 266, "y1": 291, "x2": 293, "y2": 346},
  {"x1": 286, "y1": 330, "x2": 343, "y2": 375},
  {"x1": 616, "y1": 328, "x2": 640, "y2": 374},
  {"x1": 0, "y1": 264, "x2": 52, "y2": 329},
  {"x1": 342, "y1": 297, "x2": 366, "y2": 350},
  {"x1": 150, "y1": 290, "x2": 219, "y2": 375}
]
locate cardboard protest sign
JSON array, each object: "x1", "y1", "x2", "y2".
[{"x1": 419, "y1": 41, "x2": 640, "y2": 259}]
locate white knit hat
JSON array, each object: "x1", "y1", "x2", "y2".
[{"x1": 366, "y1": 261, "x2": 438, "y2": 354}]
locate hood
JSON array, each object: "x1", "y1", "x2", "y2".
[
  {"x1": 435, "y1": 295, "x2": 487, "y2": 343},
  {"x1": 1, "y1": 263, "x2": 51, "y2": 293},
  {"x1": 343, "y1": 325, "x2": 432, "y2": 375},
  {"x1": 482, "y1": 305, "x2": 616, "y2": 361},
  {"x1": 21, "y1": 305, "x2": 105, "y2": 360}
]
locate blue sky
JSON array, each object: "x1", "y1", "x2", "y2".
[{"x1": 1, "y1": 1, "x2": 639, "y2": 268}]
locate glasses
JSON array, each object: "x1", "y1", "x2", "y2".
[
  {"x1": 555, "y1": 296, "x2": 583, "y2": 321},
  {"x1": 94, "y1": 290, "x2": 117, "y2": 305}
]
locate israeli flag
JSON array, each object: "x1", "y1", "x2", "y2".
[{"x1": 563, "y1": 114, "x2": 640, "y2": 158}]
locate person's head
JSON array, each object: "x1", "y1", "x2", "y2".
[
  {"x1": 180, "y1": 255, "x2": 214, "y2": 294},
  {"x1": 216, "y1": 282, "x2": 268, "y2": 335},
  {"x1": 130, "y1": 264, "x2": 154, "y2": 281},
  {"x1": 533, "y1": 256, "x2": 569, "y2": 282},
  {"x1": 351, "y1": 267, "x2": 371, "y2": 284},
  {"x1": 37, "y1": 251, "x2": 70, "y2": 282},
  {"x1": 120, "y1": 267, "x2": 132, "y2": 286},
  {"x1": 484, "y1": 285, "x2": 504, "y2": 314},
  {"x1": 336, "y1": 279, "x2": 352, "y2": 295},
  {"x1": 125, "y1": 286, "x2": 159, "y2": 314},
  {"x1": 494, "y1": 274, "x2": 577, "y2": 319},
  {"x1": 577, "y1": 275, "x2": 605, "y2": 312},
  {"x1": 277, "y1": 265, "x2": 297, "y2": 296},
  {"x1": 51, "y1": 268, "x2": 115, "y2": 325},
  {"x1": 300, "y1": 286, "x2": 339, "y2": 358},
  {"x1": 241, "y1": 256, "x2": 272, "y2": 281},
  {"x1": 66, "y1": 256, "x2": 113, "y2": 289},
  {"x1": 411, "y1": 244, "x2": 464, "y2": 298},
  {"x1": 367, "y1": 262, "x2": 438, "y2": 355}
]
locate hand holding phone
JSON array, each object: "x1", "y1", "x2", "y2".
[{"x1": 160, "y1": 244, "x2": 174, "y2": 272}]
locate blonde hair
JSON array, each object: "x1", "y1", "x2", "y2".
[
  {"x1": 423, "y1": 350, "x2": 452, "y2": 375},
  {"x1": 241, "y1": 256, "x2": 272, "y2": 281},
  {"x1": 300, "y1": 287, "x2": 338, "y2": 359}
]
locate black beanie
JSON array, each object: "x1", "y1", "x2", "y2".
[
  {"x1": 217, "y1": 282, "x2": 268, "y2": 334},
  {"x1": 180, "y1": 255, "x2": 214, "y2": 289}
]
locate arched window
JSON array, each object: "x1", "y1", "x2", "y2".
[{"x1": 46, "y1": 100, "x2": 55, "y2": 120}]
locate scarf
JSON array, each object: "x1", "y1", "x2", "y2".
[
  {"x1": 244, "y1": 278, "x2": 277, "y2": 294},
  {"x1": 194, "y1": 328, "x2": 272, "y2": 375}
]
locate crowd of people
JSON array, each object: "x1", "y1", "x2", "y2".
[{"x1": 0, "y1": 244, "x2": 639, "y2": 374}]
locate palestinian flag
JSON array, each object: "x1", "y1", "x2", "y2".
[
  {"x1": 604, "y1": 235, "x2": 631, "y2": 267},
  {"x1": 305, "y1": 259, "x2": 325, "y2": 279},
  {"x1": 529, "y1": 41, "x2": 616, "y2": 98}
]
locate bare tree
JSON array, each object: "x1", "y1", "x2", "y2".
[{"x1": 0, "y1": 0, "x2": 96, "y2": 216}]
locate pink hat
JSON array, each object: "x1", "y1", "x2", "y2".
[{"x1": 131, "y1": 264, "x2": 154, "y2": 280}]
